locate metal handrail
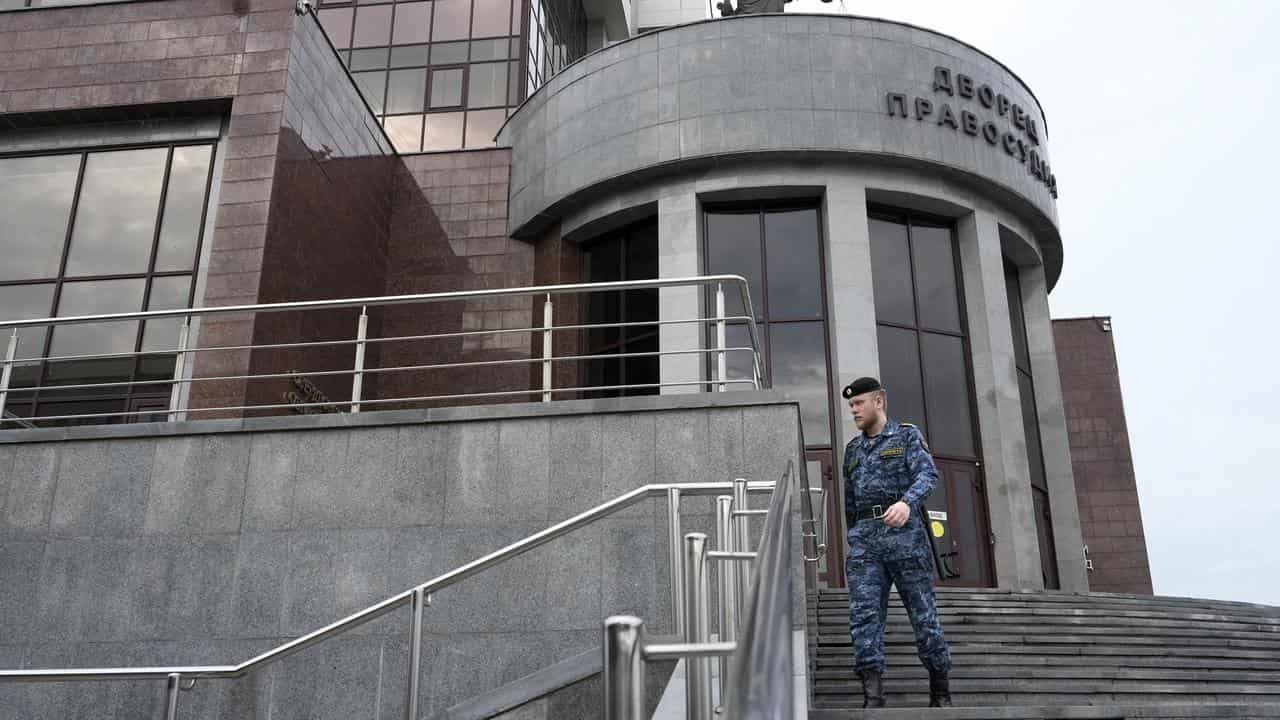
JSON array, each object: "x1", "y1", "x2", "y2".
[{"x1": 0, "y1": 480, "x2": 775, "y2": 686}]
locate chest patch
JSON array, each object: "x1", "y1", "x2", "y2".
[{"x1": 879, "y1": 446, "x2": 905, "y2": 458}]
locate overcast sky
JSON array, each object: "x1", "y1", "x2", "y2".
[{"x1": 779, "y1": 0, "x2": 1280, "y2": 605}]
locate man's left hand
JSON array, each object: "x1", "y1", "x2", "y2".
[{"x1": 881, "y1": 501, "x2": 910, "y2": 528}]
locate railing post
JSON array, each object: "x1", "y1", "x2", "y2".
[
  {"x1": 541, "y1": 293, "x2": 553, "y2": 402},
  {"x1": 667, "y1": 487, "x2": 684, "y2": 636},
  {"x1": 165, "y1": 673, "x2": 181, "y2": 720},
  {"x1": 351, "y1": 306, "x2": 368, "y2": 413},
  {"x1": 0, "y1": 330, "x2": 17, "y2": 423},
  {"x1": 405, "y1": 587, "x2": 426, "y2": 720},
  {"x1": 732, "y1": 478, "x2": 752, "y2": 611},
  {"x1": 683, "y1": 532, "x2": 712, "y2": 720},
  {"x1": 714, "y1": 496, "x2": 738, "y2": 708},
  {"x1": 166, "y1": 319, "x2": 190, "y2": 423},
  {"x1": 603, "y1": 615, "x2": 646, "y2": 720},
  {"x1": 715, "y1": 282, "x2": 726, "y2": 392}
]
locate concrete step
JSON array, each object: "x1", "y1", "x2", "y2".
[
  {"x1": 813, "y1": 654, "x2": 1280, "y2": 672},
  {"x1": 812, "y1": 615, "x2": 1280, "y2": 637},
  {"x1": 811, "y1": 667, "x2": 1280, "y2": 683},
  {"x1": 811, "y1": 607, "x2": 1280, "y2": 629},
  {"x1": 812, "y1": 591, "x2": 1280, "y2": 617},
  {"x1": 813, "y1": 632, "x2": 1280, "y2": 650},
  {"x1": 815, "y1": 644, "x2": 1280, "y2": 662},
  {"x1": 805, "y1": 703, "x2": 1280, "y2": 719}
]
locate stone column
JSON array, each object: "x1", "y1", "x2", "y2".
[
  {"x1": 1021, "y1": 262, "x2": 1090, "y2": 592},
  {"x1": 956, "y1": 209, "x2": 1044, "y2": 590},
  {"x1": 657, "y1": 188, "x2": 702, "y2": 394}
]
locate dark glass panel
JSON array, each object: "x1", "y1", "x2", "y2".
[
  {"x1": 584, "y1": 234, "x2": 621, "y2": 351},
  {"x1": 716, "y1": 322, "x2": 756, "y2": 390},
  {"x1": 431, "y1": 40, "x2": 469, "y2": 64},
  {"x1": 353, "y1": 71, "x2": 387, "y2": 113},
  {"x1": 1033, "y1": 488, "x2": 1059, "y2": 589},
  {"x1": 470, "y1": 0, "x2": 510, "y2": 37},
  {"x1": 769, "y1": 322, "x2": 831, "y2": 445},
  {"x1": 911, "y1": 223, "x2": 962, "y2": 333},
  {"x1": 464, "y1": 108, "x2": 506, "y2": 147},
  {"x1": 348, "y1": 46, "x2": 389, "y2": 70},
  {"x1": 1005, "y1": 261, "x2": 1031, "y2": 374},
  {"x1": 141, "y1": 276, "x2": 192, "y2": 352},
  {"x1": 423, "y1": 112, "x2": 465, "y2": 150},
  {"x1": 623, "y1": 222, "x2": 658, "y2": 341},
  {"x1": 431, "y1": 0, "x2": 470, "y2": 41},
  {"x1": 49, "y1": 278, "x2": 145, "y2": 358},
  {"x1": 470, "y1": 37, "x2": 508, "y2": 61},
  {"x1": 875, "y1": 324, "x2": 926, "y2": 436},
  {"x1": 467, "y1": 61, "x2": 506, "y2": 107},
  {"x1": 869, "y1": 217, "x2": 914, "y2": 326},
  {"x1": 0, "y1": 154, "x2": 79, "y2": 282},
  {"x1": 1018, "y1": 370, "x2": 1046, "y2": 490},
  {"x1": 386, "y1": 68, "x2": 427, "y2": 112},
  {"x1": 352, "y1": 4, "x2": 393, "y2": 46},
  {"x1": 391, "y1": 1, "x2": 431, "y2": 44},
  {"x1": 383, "y1": 114, "x2": 424, "y2": 152},
  {"x1": 389, "y1": 43, "x2": 431, "y2": 67},
  {"x1": 508, "y1": 60, "x2": 521, "y2": 104},
  {"x1": 65, "y1": 148, "x2": 167, "y2": 277},
  {"x1": 704, "y1": 211, "x2": 762, "y2": 319},
  {"x1": 622, "y1": 332, "x2": 659, "y2": 396},
  {"x1": 429, "y1": 67, "x2": 464, "y2": 107},
  {"x1": 155, "y1": 145, "x2": 212, "y2": 272},
  {"x1": 0, "y1": 284, "x2": 56, "y2": 358},
  {"x1": 318, "y1": 7, "x2": 354, "y2": 48},
  {"x1": 763, "y1": 208, "x2": 823, "y2": 319},
  {"x1": 919, "y1": 332, "x2": 975, "y2": 457}
]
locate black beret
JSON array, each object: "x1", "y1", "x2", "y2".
[{"x1": 841, "y1": 376, "x2": 882, "y2": 399}]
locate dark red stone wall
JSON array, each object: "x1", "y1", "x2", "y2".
[{"x1": 1053, "y1": 317, "x2": 1154, "y2": 595}]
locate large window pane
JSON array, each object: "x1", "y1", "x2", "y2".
[
  {"x1": 868, "y1": 217, "x2": 914, "y2": 326},
  {"x1": 390, "y1": 44, "x2": 431, "y2": 67},
  {"x1": 431, "y1": 0, "x2": 470, "y2": 41},
  {"x1": 470, "y1": 0, "x2": 511, "y2": 37},
  {"x1": 0, "y1": 284, "x2": 56, "y2": 358},
  {"x1": 1005, "y1": 261, "x2": 1031, "y2": 374},
  {"x1": 911, "y1": 224, "x2": 962, "y2": 333},
  {"x1": 467, "y1": 62, "x2": 507, "y2": 108},
  {"x1": 141, "y1": 276, "x2": 193, "y2": 352},
  {"x1": 0, "y1": 155, "x2": 79, "y2": 282},
  {"x1": 318, "y1": 7, "x2": 354, "y2": 48},
  {"x1": 429, "y1": 67, "x2": 464, "y2": 107},
  {"x1": 423, "y1": 112, "x2": 465, "y2": 150},
  {"x1": 704, "y1": 211, "x2": 762, "y2": 319},
  {"x1": 875, "y1": 325, "x2": 926, "y2": 436},
  {"x1": 349, "y1": 47, "x2": 389, "y2": 71},
  {"x1": 155, "y1": 145, "x2": 212, "y2": 273},
  {"x1": 384, "y1": 114, "x2": 424, "y2": 152},
  {"x1": 431, "y1": 41, "x2": 469, "y2": 64},
  {"x1": 769, "y1": 322, "x2": 830, "y2": 445},
  {"x1": 65, "y1": 148, "x2": 167, "y2": 277},
  {"x1": 919, "y1": 332, "x2": 975, "y2": 457},
  {"x1": 49, "y1": 278, "x2": 145, "y2": 358},
  {"x1": 763, "y1": 208, "x2": 823, "y2": 320},
  {"x1": 352, "y1": 4, "x2": 393, "y2": 47},
  {"x1": 391, "y1": 1, "x2": 432, "y2": 44},
  {"x1": 1019, "y1": 370, "x2": 1046, "y2": 490},
  {"x1": 470, "y1": 38, "x2": 509, "y2": 61},
  {"x1": 386, "y1": 68, "x2": 427, "y2": 113},
  {"x1": 353, "y1": 71, "x2": 387, "y2": 113},
  {"x1": 464, "y1": 108, "x2": 506, "y2": 147}
]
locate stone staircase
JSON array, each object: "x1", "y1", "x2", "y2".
[{"x1": 807, "y1": 587, "x2": 1280, "y2": 719}]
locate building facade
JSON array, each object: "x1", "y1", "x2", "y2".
[{"x1": 0, "y1": 0, "x2": 1146, "y2": 594}]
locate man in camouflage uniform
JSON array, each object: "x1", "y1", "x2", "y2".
[{"x1": 842, "y1": 376, "x2": 952, "y2": 708}]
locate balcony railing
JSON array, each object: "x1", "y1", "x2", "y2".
[{"x1": 0, "y1": 275, "x2": 765, "y2": 428}]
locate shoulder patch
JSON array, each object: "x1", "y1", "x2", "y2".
[{"x1": 900, "y1": 423, "x2": 930, "y2": 452}]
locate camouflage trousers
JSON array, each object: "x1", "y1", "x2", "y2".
[{"x1": 845, "y1": 522, "x2": 951, "y2": 675}]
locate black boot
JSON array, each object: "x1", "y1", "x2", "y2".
[
  {"x1": 928, "y1": 671, "x2": 952, "y2": 708},
  {"x1": 858, "y1": 669, "x2": 886, "y2": 708}
]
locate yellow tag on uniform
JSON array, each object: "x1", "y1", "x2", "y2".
[
  {"x1": 879, "y1": 447, "x2": 905, "y2": 458},
  {"x1": 930, "y1": 520, "x2": 946, "y2": 538}
]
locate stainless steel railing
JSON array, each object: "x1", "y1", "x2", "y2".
[{"x1": 0, "y1": 275, "x2": 765, "y2": 427}]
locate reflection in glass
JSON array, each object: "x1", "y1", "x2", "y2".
[
  {"x1": 65, "y1": 148, "x2": 167, "y2": 277},
  {"x1": 508, "y1": 60, "x2": 522, "y2": 105},
  {"x1": 1019, "y1": 371, "x2": 1046, "y2": 490},
  {"x1": 431, "y1": 0, "x2": 471, "y2": 41},
  {"x1": 423, "y1": 112, "x2": 465, "y2": 150},
  {"x1": 349, "y1": 46, "x2": 390, "y2": 71},
  {"x1": 0, "y1": 154, "x2": 79, "y2": 282},
  {"x1": 0, "y1": 284, "x2": 56, "y2": 358},
  {"x1": 1005, "y1": 261, "x2": 1031, "y2": 373},
  {"x1": 353, "y1": 71, "x2": 387, "y2": 113},
  {"x1": 919, "y1": 332, "x2": 975, "y2": 457},
  {"x1": 352, "y1": 4, "x2": 393, "y2": 46},
  {"x1": 384, "y1": 114, "x2": 424, "y2": 152},
  {"x1": 912, "y1": 224, "x2": 962, "y2": 333},
  {"x1": 390, "y1": 44, "x2": 431, "y2": 67},
  {"x1": 49, "y1": 278, "x2": 145, "y2": 358},
  {"x1": 391, "y1": 1, "x2": 432, "y2": 44},
  {"x1": 467, "y1": 62, "x2": 506, "y2": 107},
  {"x1": 141, "y1": 276, "x2": 192, "y2": 352},
  {"x1": 318, "y1": 7, "x2": 354, "y2": 48},
  {"x1": 769, "y1": 322, "x2": 831, "y2": 444},
  {"x1": 430, "y1": 41, "x2": 469, "y2": 64},
  {"x1": 470, "y1": 38, "x2": 509, "y2": 61},
  {"x1": 763, "y1": 208, "x2": 822, "y2": 319},
  {"x1": 155, "y1": 145, "x2": 212, "y2": 272},
  {"x1": 875, "y1": 325, "x2": 926, "y2": 436},
  {"x1": 464, "y1": 109, "x2": 506, "y2": 147},
  {"x1": 470, "y1": 0, "x2": 511, "y2": 37},
  {"x1": 386, "y1": 68, "x2": 427, "y2": 113},
  {"x1": 429, "y1": 67, "x2": 464, "y2": 107},
  {"x1": 869, "y1": 217, "x2": 914, "y2": 326},
  {"x1": 704, "y1": 211, "x2": 762, "y2": 319}
]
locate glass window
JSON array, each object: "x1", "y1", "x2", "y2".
[
  {"x1": 704, "y1": 211, "x2": 762, "y2": 319},
  {"x1": 1019, "y1": 371, "x2": 1046, "y2": 490},
  {"x1": 431, "y1": 0, "x2": 471, "y2": 41},
  {"x1": 464, "y1": 108, "x2": 506, "y2": 147},
  {"x1": 352, "y1": 4, "x2": 393, "y2": 47},
  {"x1": 155, "y1": 145, "x2": 212, "y2": 273},
  {"x1": 875, "y1": 325, "x2": 926, "y2": 436},
  {"x1": 431, "y1": 41, "x2": 469, "y2": 64},
  {"x1": 429, "y1": 67, "x2": 464, "y2": 107},
  {"x1": 391, "y1": 1, "x2": 432, "y2": 44},
  {"x1": 769, "y1": 322, "x2": 830, "y2": 442},
  {"x1": 353, "y1": 71, "x2": 387, "y2": 113},
  {"x1": 384, "y1": 114, "x2": 424, "y2": 152},
  {"x1": 1005, "y1": 261, "x2": 1031, "y2": 374},
  {"x1": 318, "y1": 7, "x2": 354, "y2": 48},
  {"x1": 386, "y1": 68, "x2": 428, "y2": 113},
  {"x1": 141, "y1": 275, "x2": 192, "y2": 352},
  {"x1": 390, "y1": 44, "x2": 431, "y2": 67},
  {"x1": 349, "y1": 46, "x2": 389, "y2": 70},
  {"x1": 423, "y1": 112, "x2": 465, "y2": 150},
  {"x1": 763, "y1": 208, "x2": 823, "y2": 319},
  {"x1": 0, "y1": 284, "x2": 56, "y2": 356},
  {"x1": 912, "y1": 224, "x2": 962, "y2": 333},
  {"x1": 0, "y1": 154, "x2": 79, "y2": 282},
  {"x1": 868, "y1": 217, "x2": 914, "y2": 326},
  {"x1": 467, "y1": 61, "x2": 507, "y2": 107},
  {"x1": 49, "y1": 278, "x2": 145, "y2": 358},
  {"x1": 470, "y1": 38, "x2": 509, "y2": 61},
  {"x1": 470, "y1": 0, "x2": 511, "y2": 37},
  {"x1": 508, "y1": 60, "x2": 522, "y2": 105},
  {"x1": 919, "y1": 332, "x2": 975, "y2": 457},
  {"x1": 65, "y1": 148, "x2": 167, "y2": 277}
]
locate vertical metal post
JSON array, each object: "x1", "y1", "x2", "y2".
[
  {"x1": 732, "y1": 478, "x2": 752, "y2": 611},
  {"x1": 603, "y1": 615, "x2": 646, "y2": 720},
  {"x1": 166, "y1": 319, "x2": 190, "y2": 423},
  {"x1": 164, "y1": 673, "x2": 181, "y2": 720},
  {"x1": 0, "y1": 330, "x2": 17, "y2": 422},
  {"x1": 667, "y1": 487, "x2": 684, "y2": 637},
  {"x1": 714, "y1": 496, "x2": 738, "y2": 706},
  {"x1": 715, "y1": 282, "x2": 726, "y2": 392},
  {"x1": 351, "y1": 306, "x2": 368, "y2": 413},
  {"x1": 542, "y1": 293, "x2": 553, "y2": 402},
  {"x1": 683, "y1": 532, "x2": 713, "y2": 720},
  {"x1": 405, "y1": 587, "x2": 426, "y2": 720}
]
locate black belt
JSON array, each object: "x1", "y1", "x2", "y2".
[{"x1": 846, "y1": 502, "x2": 899, "y2": 525}]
